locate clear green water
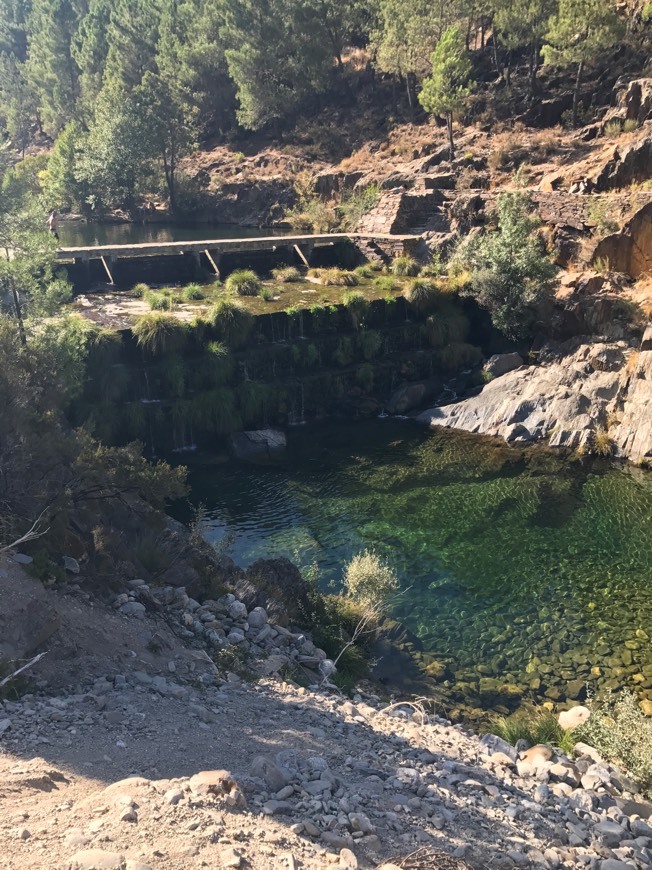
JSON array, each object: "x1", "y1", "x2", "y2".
[{"x1": 181, "y1": 420, "x2": 652, "y2": 712}]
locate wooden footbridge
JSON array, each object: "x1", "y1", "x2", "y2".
[{"x1": 57, "y1": 231, "x2": 420, "y2": 285}]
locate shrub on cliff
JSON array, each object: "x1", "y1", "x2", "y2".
[
  {"x1": 453, "y1": 190, "x2": 556, "y2": 340},
  {"x1": 225, "y1": 269, "x2": 261, "y2": 296},
  {"x1": 132, "y1": 313, "x2": 188, "y2": 355},
  {"x1": 405, "y1": 279, "x2": 440, "y2": 314},
  {"x1": 208, "y1": 299, "x2": 254, "y2": 349}
]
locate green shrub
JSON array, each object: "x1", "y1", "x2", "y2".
[
  {"x1": 374, "y1": 275, "x2": 400, "y2": 294},
  {"x1": 405, "y1": 278, "x2": 440, "y2": 314},
  {"x1": 337, "y1": 183, "x2": 381, "y2": 230},
  {"x1": 420, "y1": 250, "x2": 446, "y2": 277},
  {"x1": 343, "y1": 549, "x2": 399, "y2": 609},
  {"x1": 452, "y1": 190, "x2": 556, "y2": 340},
  {"x1": 358, "y1": 329, "x2": 382, "y2": 360},
  {"x1": 132, "y1": 313, "x2": 187, "y2": 355},
  {"x1": 183, "y1": 283, "x2": 206, "y2": 301},
  {"x1": 225, "y1": 268, "x2": 261, "y2": 296},
  {"x1": 391, "y1": 255, "x2": 420, "y2": 277},
  {"x1": 624, "y1": 118, "x2": 639, "y2": 133},
  {"x1": 643, "y1": 1, "x2": 652, "y2": 22},
  {"x1": 208, "y1": 298, "x2": 254, "y2": 349},
  {"x1": 332, "y1": 336, "x2": 354, "y2": 367},
  {"x1": 272, "y1": 266, "x2": 301, "y2": 283},
  {"x1": 190, "y1": 387, "x2": 241, "y2": 434},
  {"x1": 575, "y1": 691, "x2": 652, "y2": 795},
  {"x1": 588, "y1": 199, "x2": 619, "y2": 235},
  {"x1": 310, "y1": 304, "x2": 338, "y2": 333},
  {"x1": 258, "y1": 287, "x2": 274, "y2": 301},
  {"x1": 491, "y1": 709, "x2": 575, "y2": 754},
  {"x1": 131, "y1": 282, "x2": 150, "y2": 298},
  {"x1": 343, "y1": 291, "x2": 369, "y2": 329},
  {"x1": 354, "y1": 264, "x2": 375, "y2": 279}
]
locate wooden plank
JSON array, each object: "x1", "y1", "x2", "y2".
[
  {"x1": 293, "y1": 244, "x2": 310, "y2": 268},
  {"x1": 204, "y1": 249, "x2": 221, "y2": 277},
  {"x1": 100, "y1": 255, "x2": 114, "y2": 284}
]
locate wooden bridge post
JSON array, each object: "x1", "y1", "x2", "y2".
[{"x1": 204, "y1": 249, "x2": 222, "y2": 278}]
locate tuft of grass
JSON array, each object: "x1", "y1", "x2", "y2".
[
  {"x1": 354, "y1": 264, "x2": 376, "y2": 279},
  {"x1": 374, "y1": 275, "x2": 400, "y2": 294},
  {"x1": 343, "y1": 291, "x2": 369, "y2": 329},
  {"x1": 623, "y1": 118, "x2": 639, "y2": 133},
  {"x1": 225, "y1": 268, "x2": 261, "y2": 296},
  {"x1": 391, "y1": 255, "x2": 420, "y2": 277},
  {"x1": 272, "y1": 265, "x2": 301, "y2": 283},
  {"x1": 183, "y1": 283, "x2": 206, "y2": 301},
  {"x1": 491, "y1": 709, "x2": 575, "y2": 755},
  {"x1": 604, "y1": 120, "x2": 623, "y2": 139},
  {"x1": 132, "y1": 313, "x2": 187, "y2": 355},
  {"x1": 258, "y1": 286, "x2": 274, "y2": 301},
  {"x1": 208, "y1": 298, "x2": 254, "y2": 349},
  {"x1": 592, "y1": 427, "x2": 613, "y2": 457},
  {"x1": 145, "y1": 290, "x2": 171, "y2": 311},
  {"x1": 405, "y1": 278, "x2": 440, "y2": 314},
  {"x1": 131, "y1": 282, "x2": 150, "y2": 298},
  {"x1": 323, "y1": 268, "x2": 360, "y2": 287}
]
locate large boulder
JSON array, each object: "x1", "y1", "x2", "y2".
[
  {"x1": 386, "y1": 381, "x2": 431, "y2": 415},
  {"x1": 483, "y1": 353, "x2": 524, "y2": 379},
  {"x1": 230, "y1": 429, "x2": 287, "y2": 465},
  {"x1": 593, "y1": 134, "x2": 652, "y2": 191},
  {"x1": 612, "y1": 324, "x2": 652, "y2": 463},
  {"x1": 417, "y1": 338, "x2": 628, "y2": 452},
  {"x1": 603, "y1": 78, "x2": 652, "y2": 127},
  {"x1": 591, "y1": 202, "x2": 652, "y2": 278}
]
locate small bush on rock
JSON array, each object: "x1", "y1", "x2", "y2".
[
  {"x1": 208, "y1": 299, "x2": 254, "y2": 349},
  {"x1": 405, "y1": 279, "x2": 440, "y2": 313}
]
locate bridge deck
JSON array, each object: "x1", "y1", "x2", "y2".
[{"x1": 57, "y1": 232, "x2": 420, "y2": 261}]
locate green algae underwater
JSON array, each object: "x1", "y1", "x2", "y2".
[{"x1": 181, "y1": 419, "x2": 652, "y2": 716}]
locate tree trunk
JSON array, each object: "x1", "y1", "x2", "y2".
[
  {"x1": 405, "y1": 74, "x2": 414, "y2": 114},
  {"x1": 492, "y1": 35, "x2": 501, "y2": 79},
  {"x1": 528, "y1": 41, "x2": 539, "y2": 99},
  {"x1": 572, "y1": 60, "x2": 584, "y2": 127},
  {"x1": 11, "y1": 286, "x2": 26, "y2": 347},
  {"x1": 506, "y1": 52, "x2": 512, "y2": 87},
  {"x1": 446, "y1": 112, "x2": 455, "y2": 160}
]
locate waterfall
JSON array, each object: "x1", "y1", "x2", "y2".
[
  {"x1": 140, "y1": 369, "x2": 160, "y2": 404},
  {"x1": 299, "y1": 312, "x2": 305, "y2": 340}
]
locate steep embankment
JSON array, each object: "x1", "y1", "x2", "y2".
[{"x1": 3, "y1": 551, "x2": 652, "y2": 870}]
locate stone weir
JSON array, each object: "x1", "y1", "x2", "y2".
[{"x1": 57, "y1": 232, "x2": 420, "y2": 291}]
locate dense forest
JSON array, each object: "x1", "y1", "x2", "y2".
[{"x1": 0, "y1": 0, "x2": 644, "y2": 214}]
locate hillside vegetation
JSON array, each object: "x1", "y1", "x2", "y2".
[{"x1": 0, "y1": 0, "x2": 648, "y2": 214}]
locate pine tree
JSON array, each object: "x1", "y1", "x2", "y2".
[
  {"x1": 103, "y1": 0, "x2": 162, "y2": 91},
  {"x1": 542, "y1": 0, "x2": 625, "y2": 127},
  {"x1": 220, "y1": 0, "x2": 332, "y2": 130},
  {"x1": 133, "y1": 71, "x2": 194, "y2": 213},
  {"x1": 418, "y1": 26, "x2": 474, "y2": 160},
  {"x1": 494, "y1": 0, "x2": 555, "y2": 93},
  {"x1": 25, "y1": 0, "x2": 83, "y2": 134},
  {"x1": 370, "y1": 0, "x2": 444, "y2": 111},
  {"x1": 71, "y1": 0, "x2": 112, "y2": 117}
]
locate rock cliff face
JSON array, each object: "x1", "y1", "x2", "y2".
[
  {"x1": 418, "y1": 330, "x2": 652, "y2": 463},
  {"x1": 612, "y1": 325, "x2": 652, "y2": 463}
]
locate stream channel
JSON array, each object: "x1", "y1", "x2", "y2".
[{"x1": 177, "y1": 417, "x2": 652, "y2": 717}]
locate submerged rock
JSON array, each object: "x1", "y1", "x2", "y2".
[{"x1": 230, "y1": 429, "x2": 287, "y2": 464}]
